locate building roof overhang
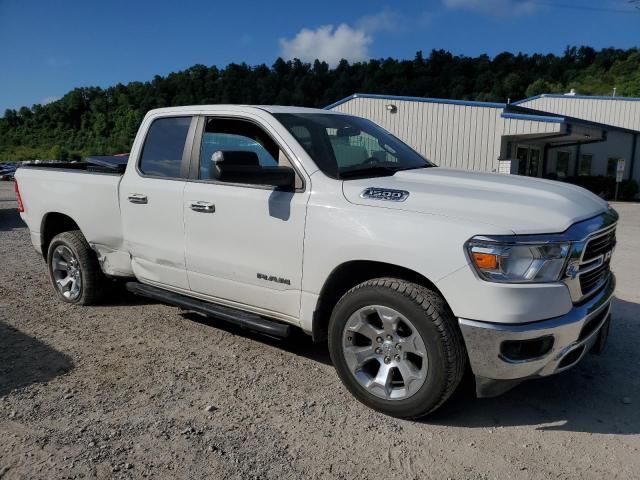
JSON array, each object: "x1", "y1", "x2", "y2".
[
  {"x1": 503, "y1": 103, "x2": 640, "y2": 136},
  {"x1": 512, "y1": 93, "x2": 640, "y2": 105}
]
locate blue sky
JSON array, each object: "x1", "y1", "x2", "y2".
[{"x1": 1, "y1": 0, "x2": 638, "y2": 112}]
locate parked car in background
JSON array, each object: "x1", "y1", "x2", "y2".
[
  {"x1": 0, "y1": 163, "x2": 17, "y2": 181},
  {"x1": 14, "y1": 105, "x2": 618, "y2": 418}
]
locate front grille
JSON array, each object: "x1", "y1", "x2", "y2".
[
  {"x1": 583, "y1": 229, "x2": 616, "y2": 261},
  {"x1": 561, "y1": 213, "x2": 618, "y2": 303},
  {"x1": 575, "y1": 225, "x2": 616, "y2": 298},
  {"x1": 580, "y1": 264, "x2": 610, "y2": 295}
]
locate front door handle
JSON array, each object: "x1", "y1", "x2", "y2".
[
  {"x1": 128, "y1": 194, "x2": 148, "y2": 204},
  {"x1": 189, "y1": 201, "x2": 215, "y2": 213}
]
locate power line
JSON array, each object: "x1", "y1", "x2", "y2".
[{"x1": 520, "y1": 0, "x2": 640, "y2": 14}]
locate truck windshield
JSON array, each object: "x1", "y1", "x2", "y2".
[{"x1": 273, "y1": 113, "x2": 435, "y2": 179}]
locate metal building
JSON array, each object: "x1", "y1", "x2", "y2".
[
  {"x1": 326, "y1": 93, "x2": 640, "y2": 184},
  {"x1": 515, "y1": 94, "x2": 640, "y2": 131}
]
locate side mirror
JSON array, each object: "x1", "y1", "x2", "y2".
[{"x1": 211, "y1": 151, "x2": 295, "y2": 188}]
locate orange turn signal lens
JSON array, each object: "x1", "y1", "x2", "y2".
[{"x1": 472, "y1": 252, "x2": 498, "y2": 270}]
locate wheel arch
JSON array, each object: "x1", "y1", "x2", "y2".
[
  {"x1": 40, "y1": 212, "x2": 81, "y2": 258},
  {"x1": 311, "y1": 260, "x2": 448, "y2": 342}
]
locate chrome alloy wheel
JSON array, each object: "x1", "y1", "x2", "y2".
[
  {"x1": 342, "y1": 305, "x2": 428, "y2": 400},
  {"x1": 51, "y1": 245, "x2": 82, "y2": 300}
]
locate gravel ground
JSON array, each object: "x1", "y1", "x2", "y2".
[{"x1": 1, "y1": 181, "x2": 639, "y2": 479}]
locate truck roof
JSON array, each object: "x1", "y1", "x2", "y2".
[{"x1": 146, "y1": 105, "x2": 341, "y2": 116}]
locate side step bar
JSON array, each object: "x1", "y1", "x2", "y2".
[{"x1": 125, "y1": 282, "x2": 292, "y2": 338}]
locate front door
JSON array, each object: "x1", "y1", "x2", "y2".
[
  {"x1": 183, "y1": 115, "x2": 308, "y2": 320},
  {"x1": 120, "y1": 115, "x2": 195, "y2": 289},
  {"x1": 516, "y1": 145, "x2": 542, "y2": 177},
  {"x1": 528, "y1": 148, "x2": 541, "y2": 177}
]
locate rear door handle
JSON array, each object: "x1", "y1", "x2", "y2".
[
  {"x1": 189, "y1": 201, "x2": 215, "y2": 213},
  {"x1": 128, "y1": 194, "x2": 148, "y2": 204}
]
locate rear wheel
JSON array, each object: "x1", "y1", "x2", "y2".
[
  {"x1": 328, "y1": 278, "x2": 466, "y2": 418},
  {"x1": 47, "y1": 230, "x2": 108, "y2": 305}
]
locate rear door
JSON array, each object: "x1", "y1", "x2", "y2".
[
  {"x1": 183, "y1": 114, "x2": 309, "y2": 320},
  {"x1": 120, "y1": 115, "x2": 196, "y2": 289}
]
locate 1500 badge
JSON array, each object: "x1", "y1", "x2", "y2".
[
  {"x1": 360, "y1": 187, "x2": 410, "y2": 202},
  {"x1": 257, "y1": 273, "x2": 291, "y2": 285}
]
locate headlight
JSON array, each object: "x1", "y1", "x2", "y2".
[{"x1": 467, "y1": 237, "x2": 570, "y2": 283}]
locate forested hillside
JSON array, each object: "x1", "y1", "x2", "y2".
[{"x1": 2, "y1": 46, "x2": 639, "y2": 161}]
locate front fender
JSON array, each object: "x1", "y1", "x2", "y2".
[{"x1": 299, "y1": 199, "x2": 511, "y2": 333}]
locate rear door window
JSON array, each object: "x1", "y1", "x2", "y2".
[{"x1": 139, "y1": 116, "x2": 193, "y2": 178}]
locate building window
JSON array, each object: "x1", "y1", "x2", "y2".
[
  {"x1": 556, "y1": 151, "x2": 570, "y2": 178},
  {"x1": 579, "y1": 154, "x2": 593, "y2": 176},
  {"x1": 607, "y1": 157, "x2": 621, "y2": 177}
]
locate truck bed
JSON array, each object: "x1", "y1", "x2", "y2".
[{"x1": 15, "y1": 165, "x2": 126, "y2": 263}]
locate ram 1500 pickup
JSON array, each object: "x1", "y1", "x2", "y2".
[{"x1": 15, "y1": 105, "x2": 617, "y2": 418}]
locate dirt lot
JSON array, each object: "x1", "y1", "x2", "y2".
[{"x1": 1, "y1": 181, "x2": 639, "y2": 480}]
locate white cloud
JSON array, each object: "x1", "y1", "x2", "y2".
[
  {"x1": 279, "y1": 24, "x2": 372, "y2": 67},
  {"x1": 42, "y1": 96, "x2": 60, "y2": 105},
  {"x1": 355, "y1": 10, "x2": 402, "y2": 33},
  {"x1": 279, "y1": 10, "x2": 406, "y2": 67},
  {"x1": 443, "y1": 0, "x2": 535, "y2": 17}
]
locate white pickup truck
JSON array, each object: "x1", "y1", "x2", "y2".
[{"x1": 15, "y1": 105, "x2": 617, "y2": 418}]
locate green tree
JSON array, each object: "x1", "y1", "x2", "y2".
[
  {"x1": 525, "y1": 79, "x2": 552, "y2": 97},
  {"x1": 49, "y1": 145, "x2": 62, "y2": 160},
  {"x1": 2, "y1": 46, "x2": 640, "y2": 161}
]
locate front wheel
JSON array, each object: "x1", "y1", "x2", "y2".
[
  {"x1": 328, "y1": 278, "x2": 466, "y2": 418},
  {"x1": 47, "y1": 230, "x2": 108, "y2": 305}
]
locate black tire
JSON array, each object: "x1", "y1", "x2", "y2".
[
  {"x1": 328, "y1": 278, "x2": 466, "y2": 418},
  {"x1": 46, "y1": 230, "x2": 109, "y2": 305}
]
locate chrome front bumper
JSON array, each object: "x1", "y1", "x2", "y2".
[{"x1": 459, "y1": 274, "x2": 615, "y2": 397}]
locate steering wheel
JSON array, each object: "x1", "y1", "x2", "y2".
[{"x1": 363, "y1": 157, "x2": 379, "y2": 165}]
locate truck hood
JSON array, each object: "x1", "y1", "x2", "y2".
[{"x1": 342, "y1": 168, "x2": 609, "y2": 234}]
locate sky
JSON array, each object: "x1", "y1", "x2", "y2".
[{"x1": 1, "y1": 0, "x2": 639, "y2": 112}]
